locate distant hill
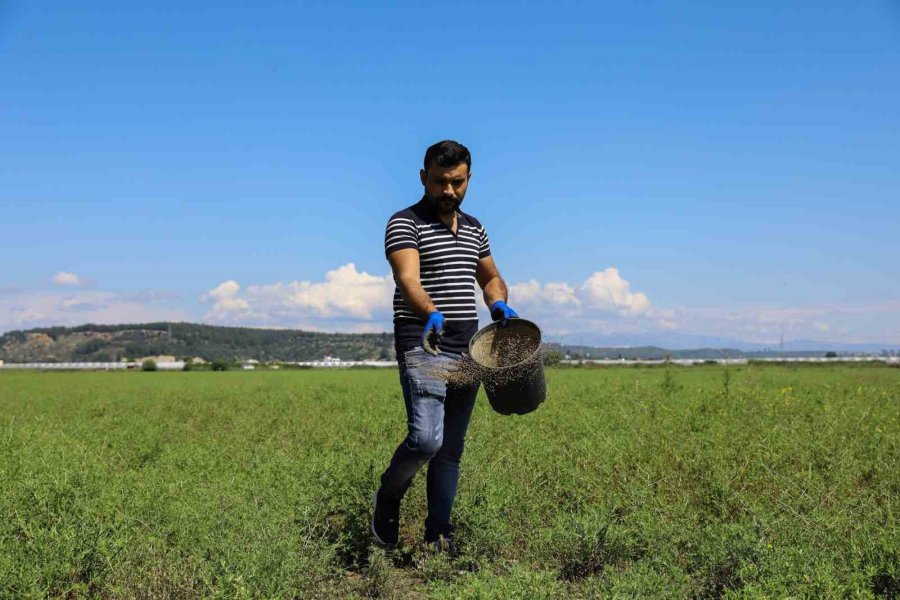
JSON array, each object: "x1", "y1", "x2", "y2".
[
  {"x1": 544, "y1": 344, "x2": 873, "y2": 360},
  {"x1": 0, "y1": 322, "x2": 396, "y2": 363},
  {"x1": 1, "y1": 322, "x2": 894, "y2": 364},
  {"x1": 549, "y1": 344, "x2": 744, "y2": 360},
  {"x1": 553, "y1": 331, "x2": 900, "y2": 353}
]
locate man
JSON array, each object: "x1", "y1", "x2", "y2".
[{"x1": 372, "y1": 140, "x2": 519, "y2": 552}]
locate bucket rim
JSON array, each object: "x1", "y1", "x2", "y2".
[{"x1": 468, "y1": 318, "x2": 543, "y2": 371}]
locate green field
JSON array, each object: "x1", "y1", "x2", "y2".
[{"x1": 1, "y1": 365, "x2": 898, "y2": 599}]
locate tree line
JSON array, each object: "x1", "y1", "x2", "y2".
[{"x1": 0, "y1": 322, "x2": 397, "y2": 363}]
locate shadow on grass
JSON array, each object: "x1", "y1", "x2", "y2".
[{"x1": 871, "y1": 571, "x2": 899, "y2": 599}]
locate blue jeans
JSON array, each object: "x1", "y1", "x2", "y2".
[{"x1": 379, "y1": 347, "x2": 480, "y2": 540}]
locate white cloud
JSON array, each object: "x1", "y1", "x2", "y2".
[
  {"x1": 509, "y1": 280, "x2": 580, "y2": 314},
  {"x1": 200, "y1": 264, "x2": 669, "y2": 336},
  {"x1": 202, "y1": 263, "x2": 394, "y2": 327},
  {"x1": 9, "y1": 261, "x2": 869, "y2": 344},
  {"x1": 206, "y1": 280, "x2": 241, "y2": 300},
  {"x1": 497, "y1": 273, "x2": 900, "y2": 345},
  {"x1": 203, "y1": 264, "x2": 660, "y2": 334},
  {"x1": 51, "y1": 272, "x2": 85, "y2": 286},
  {"x1": 581, "y1": 268, "x2": 651, "y2": 316},
  {"x1": 5, "y1": 264, "x2": 899, "y2": 344},
  {"x1": 210, "y1": 297, "x2": 251, "y2": 315},
  {"x1": 663, "y1": 302, "x2": 900, "y2": 345},
  {"x1": 509, "y1": 268, "x2": 652, "y2": 320},
  {"x1": 1, "y1": 290, "x2": 190, "y2": 332},
  {"x1": 202, "y1": 280, "x2": 250, "y2": 319}
]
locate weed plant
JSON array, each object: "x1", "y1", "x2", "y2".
[{"x1": 0, "y1": 366, "x2": 898, "y2": 598}]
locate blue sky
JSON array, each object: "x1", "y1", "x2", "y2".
[{"x1": 2, "y1": 1, "x2": 899, "y2": 345}]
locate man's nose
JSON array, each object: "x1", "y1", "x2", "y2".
[{"x1": 442, "y1": 183, "x2": 455, "y2": 196}]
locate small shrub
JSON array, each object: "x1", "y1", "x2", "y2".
[
  {"x1": 543, "y1": 349, "x2": 562, "y2": 367},
  {"x1": 141, "y1": 359, "x2": 157, "y2": 372},
  {"x1": 660, "y1": 360, "x2": 680, "y2": 396},
  {"x1": 362, "y1": 546, "x2": 395, "y2": 598},
  {"x1": 211, "y1": 359, "x2": 229, "y2": 371}
]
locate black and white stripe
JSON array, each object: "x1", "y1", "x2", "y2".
[
  {"x1": 384, "y1": 200, "x2": 491, "y2": 353},
  {"x1": 386, "y1": 220, "x2": 489, "y2": 322}
]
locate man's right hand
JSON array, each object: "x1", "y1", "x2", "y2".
[{"x1": 422, "y1": 311, "x2": 446, "y2": 355}]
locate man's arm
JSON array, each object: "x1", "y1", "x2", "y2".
[
  {"x1": 388, "y1": 248, "x2": 437, "y2": 318},
  {"x1": 476, "y1": 255, "x2": 509, "y2": 308}
]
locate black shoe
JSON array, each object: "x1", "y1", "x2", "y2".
[{"x1": 371, "y1": 489, "x2": 400, "y2": 547}]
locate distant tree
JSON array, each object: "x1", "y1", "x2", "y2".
[
  {"x1": 141, "y1": 359, "x2": 158, "y2": 372},
  {"x1": 73, "y1": 338, "x2": 106, "y2": 357},
  {"x1": 182, "y1": 358, "x2": 193, "y2": 372},
  {"x1": 825, "y1": 351, "x2": 838, "y2": 358},
  {"x1": 542, "y1": 349, "x2": 562, "y2": 367},
  {"x1": 211, "y1": 359, "x2": 229, "y2": 371}
]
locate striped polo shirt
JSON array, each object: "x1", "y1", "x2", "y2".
[{"x1": 384, "y1": 198, "x2": 491, "y2": 354}]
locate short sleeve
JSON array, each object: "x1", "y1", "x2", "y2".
[
  {"x1": 384, "y1": 215, "x2": 419, "y2": 258},
  {"x1": 478, "y1": 226, "x2": 491, "y2": 259}
]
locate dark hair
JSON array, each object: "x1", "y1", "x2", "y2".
[{"x1": 423, "y1": 140, "x2": 471, "y2": 173}]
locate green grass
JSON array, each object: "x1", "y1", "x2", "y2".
[{"x1": 1, "y1": 365, "x2": 898, "y2": 598}]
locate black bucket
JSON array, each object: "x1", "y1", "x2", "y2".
[{"x1": 468, "y1": 318, "x2": 546, "y2": 415}]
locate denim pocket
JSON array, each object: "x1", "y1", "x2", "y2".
[{"x1": 404, "y1": 348, "x2": 448, "y2": 399}]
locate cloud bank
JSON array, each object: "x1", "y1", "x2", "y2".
[
  {"x1": 0, "y1": 272, "x2": 187, "y2": 332},
  {"x1": 202, "y1": 264, "x2": 664, "y2": 334},
  {"x1": 2, "y1": 290, "x2": 189, "y2": 331},
  {"x1": 202, "y1": 263, "x2": 395, "y2": 331},
  {"x1": 199, "y1": 264, "x2": 900, "y2": 344},
  {"x1": 509, "y1": 268, "x2": 652, "y2": 318},
  {"x1": 3, "y1": 267, "x2": 897, "y2": 345}
]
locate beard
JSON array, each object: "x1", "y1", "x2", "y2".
[{"x1": 425, "y1": 193, "x2": 462, "y2": 215}]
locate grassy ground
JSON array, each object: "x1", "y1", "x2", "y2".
[{"x1": 1, "y1": 364, "x2": 898, "y2": 598}]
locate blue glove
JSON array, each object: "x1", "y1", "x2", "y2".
[
  {"x1": 490, "y1": 300, "x2": 519, "y2": 324},
  {"x1": 421, "y1": 311, "x2": 446, "y2": 354}
]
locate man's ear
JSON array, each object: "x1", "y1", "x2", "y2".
[{"x1": 420, "y1": 169, "x2": 427, "y2": 186}]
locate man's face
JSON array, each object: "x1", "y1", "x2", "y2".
[{"x1": 420, "y1": 162, "x2": 471, "y2": 215}]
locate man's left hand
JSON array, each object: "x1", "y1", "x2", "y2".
[{"x1": 490, "y1": 300, "x2": 519, "y2": 324}]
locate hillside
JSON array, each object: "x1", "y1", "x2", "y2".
[
  {"x1": 0, "y1": 322, "x2": 396, "y2": 363},
  {"x1": 0, "y1": 322, "x2": 878, "y2": 364}
]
